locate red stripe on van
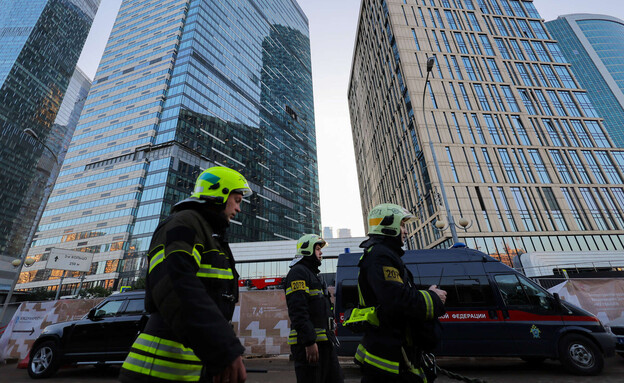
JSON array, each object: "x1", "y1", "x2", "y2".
[{"x1": 507, "y1": 310, "x2": 599, "y2": 322}]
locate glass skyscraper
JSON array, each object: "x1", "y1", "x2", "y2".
[
  {"x1": 349, "y1": 0, "x2": 624, "y2": 264},
  {"x1": 20, "y1": 0, "x2": 319, "y2": 293},
  {"x1": 545, "y1": 14, "x2": 624, "y2": 148},
  {"x1": 0, "y1": 0, "x2": 99, "y2": 291}
]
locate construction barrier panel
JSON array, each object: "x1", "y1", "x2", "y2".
[{"x1": 0, "y1": 290, "x2": 293, "y2": 362}]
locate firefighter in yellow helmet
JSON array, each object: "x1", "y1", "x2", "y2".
[
  {"x1": 353, "y1": 203, "x2": 446, "y2": 383},
  {"x1": 285, "y1": 234, "x2": 344, "y2": 383},
  {"x1": 119, "y1": 166, "x2": 251, "y2": 383}
]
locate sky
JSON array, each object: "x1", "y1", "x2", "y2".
[{"x1": 77, "y1": 0, "x2": 624, "y2": 238}]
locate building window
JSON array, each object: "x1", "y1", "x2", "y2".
[
  {"x1": 483, "y1": 114, "x2": 503, "y2": 144},
  {"x1": 489, "y1": 187, "x2": 507, "y2": 230},
  {"x1": 471, "y1": 147, "x2": 486, "y2": 182},
  {"x1": 528, "y1": 149, "x2": 551, "y2": 183},
  {"x1": 481, "y1": 148, "x2": 498, "y2": 182},
  {"x1": 580, "y1": 188, "x2": 609, "y2": 230},
  {"x1": 446, "y1": 147, "x2": 459, "y2": 182},
  {"x1": 411, "y1": 29, "x2": 421, "y2": 50},
  {"x1": 515, "y1": 63, "x2": 533, "y2": 86},
  {"x1": 559, "y1": 90, "x2": 582, "y2": 117},
  {"x1": 472, "y1": 114, "x2": 487, "y2": 144},
  {"x1": 451, "y1": 56, "x2": 464, "y2": 79},
  {"x1": 450, "y1": 112, "x2": 464, "y2": 143},
  {"x1": 511, "y1": 116, "x2": 530, "y2": 146},
  {"x1": 480, "y1": 34, "x2": 495, "y2": 55},
  {"x1": 568, "y1": 150, "x2": 591, "y2": 184},
  {"x1": 602, "y1": 188, "x2": 624, "y2": 229},
  {"x1": 518, "y1": 89, "x2": 536, "y2": 114},
  {"x1": 541, "y1": 119, "x2": 562, "y2": 146},
  {"x1": 570, "y1": 120, "x2": 593, "y2": 147},
  {"x1": 516, "y1": 149, "x2": 536, "y2": 183},
  {"x1": 561, "y1": 188, "x2": 588, "y2": 231},
  {"x1": 582, "y1": 151, "x2": 607, "y2": 184},
  {"x1": 458, "y1": 83, "x2": 472, "y2": 109},
  {"x1": 494, "y1": 38, "x2": 510, "y2": 59},
  {"x1": 473, "y1": 84, "x2": 491, "y2": 110},
  {"x1": 541, "y1": 187, "x2": 569, "y2": 231},
  {"x1": 510, "y1": 187, "x2": 536, "y2": 231},
  {"x1": 584, "y1": 121, "x2": 610, "y2": 148},
  {"x1": 448, "y1": 83, "x2": 461, "y2": 109},
  {"x1": 489, "y1": 85, "x2": 506, "y2": 111},
  {"x1": 549, "y1": 150, "x2": 574, "y2": 183},
  {"x1": 546, "y1": 90, "x2": 566, "y2": 116},
  {"x1": 541, "y1": 65, "x2": 561, "y2": 87},
  {"x1": 462, "y1": 56, "x2": 478, "y2": 80},
  {"x1": 497, "y1": 148, "x2": 519, "y2": 183},
  {"x1": 573, "y1": 92, "x2": 599, "y2": 118},
  {"x1": 595, "y1": 151, "x2": 623, "y2": 184},
  {"x1": 533, "y1": 89, "x2": 552, "y2": 115},
  {"x1": 501, "y1": 85, "x2": 520, "y2": 112}
]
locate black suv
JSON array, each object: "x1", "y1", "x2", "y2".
[{"x1": 28, "y1": 290, "x2": 148, "y2": 379}]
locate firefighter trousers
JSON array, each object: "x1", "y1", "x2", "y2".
[{"x1": 292, "y1": 341, "x2": 343, "y2": 383}]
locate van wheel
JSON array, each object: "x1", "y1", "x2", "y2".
[
  {"x1": 521, "y1": 356, "x2": 546, "y2": 364},
  {"x1": 558, "y1": 334, "x2": 603, "y2": 375},
  {"x1": 28, "y1": 341, "x2": 62, "y2": 379}
]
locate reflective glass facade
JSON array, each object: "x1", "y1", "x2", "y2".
[
  {"x1": 545, "y1": 15, "x2": 624, "y2": 148},
  {"x1": 0, "y1": 0, "x2": 99, "y2": 290},
  {"x1": 21, "y1": 0, "x2": 319, "y2": 293},
  {"x1": 349, "y1": 0, "x2": 624, "y2": 266}
]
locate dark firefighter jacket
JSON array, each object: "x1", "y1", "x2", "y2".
[
  {"x1": 355, "y1": 235, "x2": 445, "y2": 378},
  {"x1": 119, "y1": 203, "x2": 244, "y2": 383},
  {"x1": 285, "y1": 257, "x2": 336, "y2": 347}
]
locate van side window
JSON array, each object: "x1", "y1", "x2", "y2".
[
  {"x1": 340, "y1": 279, "x2": 359, "y2": 310},
  {"x1": 449, "y1": 277, "x2": 494, "y2": 307},
  {"x1": 417, "y1": 276, "x2": 495, "y2": 308},
  {"x1": 494, "y1": 274, "x2": 555, "y2": 312}
]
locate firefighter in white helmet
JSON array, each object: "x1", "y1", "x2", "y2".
[{"x1": 285, "y1": 234, "x2": 344, "y2": 383}]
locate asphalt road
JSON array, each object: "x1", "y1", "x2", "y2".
[{"x1": 1, "y1": 355, "x2": 623, "y2": 382}]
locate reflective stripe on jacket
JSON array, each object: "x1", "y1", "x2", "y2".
[
  {"x1": 121, "y1": 333, "x2": 202, "y2": 381},
  {"x1": 355, "y1": 236, "x2": 444, "y2": 379},
  {"x1": 284, "y1": 260, "x2": 336, "y2": 347},
  {"x1": 119, "y1": 206, "x2": 244, "y2": 383}
]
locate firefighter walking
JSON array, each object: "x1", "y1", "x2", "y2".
[
  {"x1": 285, "y1": 234, "x2": 344, "y2": 383},
  {"x1": 119, "y1": 166, "x2": 251, "y2": 383},
  {"x1": 347, "y1": 203, "x2": 447, "y2": 383}
]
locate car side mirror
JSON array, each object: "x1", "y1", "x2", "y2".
[{"x1": 87, "y1": 308, "x2": 96, "y2": 320}]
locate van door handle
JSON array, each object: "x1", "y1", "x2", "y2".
[{"x1": 488, "y1": 309, "x2": 497, "y2": 319}]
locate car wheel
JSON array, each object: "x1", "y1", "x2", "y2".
[
  {"x1": 521, "y1": 356, "x2": 546, "y2": 364},
  {"x1": 558, "y1": 334, "x2": 603, "y2": 376},
  {"x1": 28, "y1": 341, "x2": 62, "y2": 379}
]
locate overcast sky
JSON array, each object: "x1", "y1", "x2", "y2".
[{"x1": 77, "y1": 0, "x2": 624, "y2": 238}]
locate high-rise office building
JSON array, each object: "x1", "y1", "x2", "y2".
[
  {"x1": 323, "y1": 226, "x2": 334, "y2": 239},
  {"x1": 337, "y1": 228, "x2": 352, "y2": 238},
  {"x1": 545, "y1": 14, "x2": 624, "y2": 148},
  {"x1": 20, "y1": 0, "x2": 319, "y2": 292},
  {"x1": 349, "y1": 0, "x2": 624, "y2": 262},
  {"x1": 0, "y1": 0, "x2": 99, "y2": 291}
]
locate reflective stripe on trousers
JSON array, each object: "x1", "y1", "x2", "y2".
[
  {"x1": 288, "y1": 328, "x2": 329, "y2": 345},
  {"x1": 121, "y1": 333, "x2": 202, "y2": 381},
  {"x1": 354, "y1": 344, "x2": 400, "y2": 375}
]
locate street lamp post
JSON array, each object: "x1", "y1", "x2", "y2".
[
  {"x1": 421, "y1": 57, "x2": 460, "y2": 244},
  {"x1": 0, "y1": 129, "x2": 60, "y2": 324}
]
